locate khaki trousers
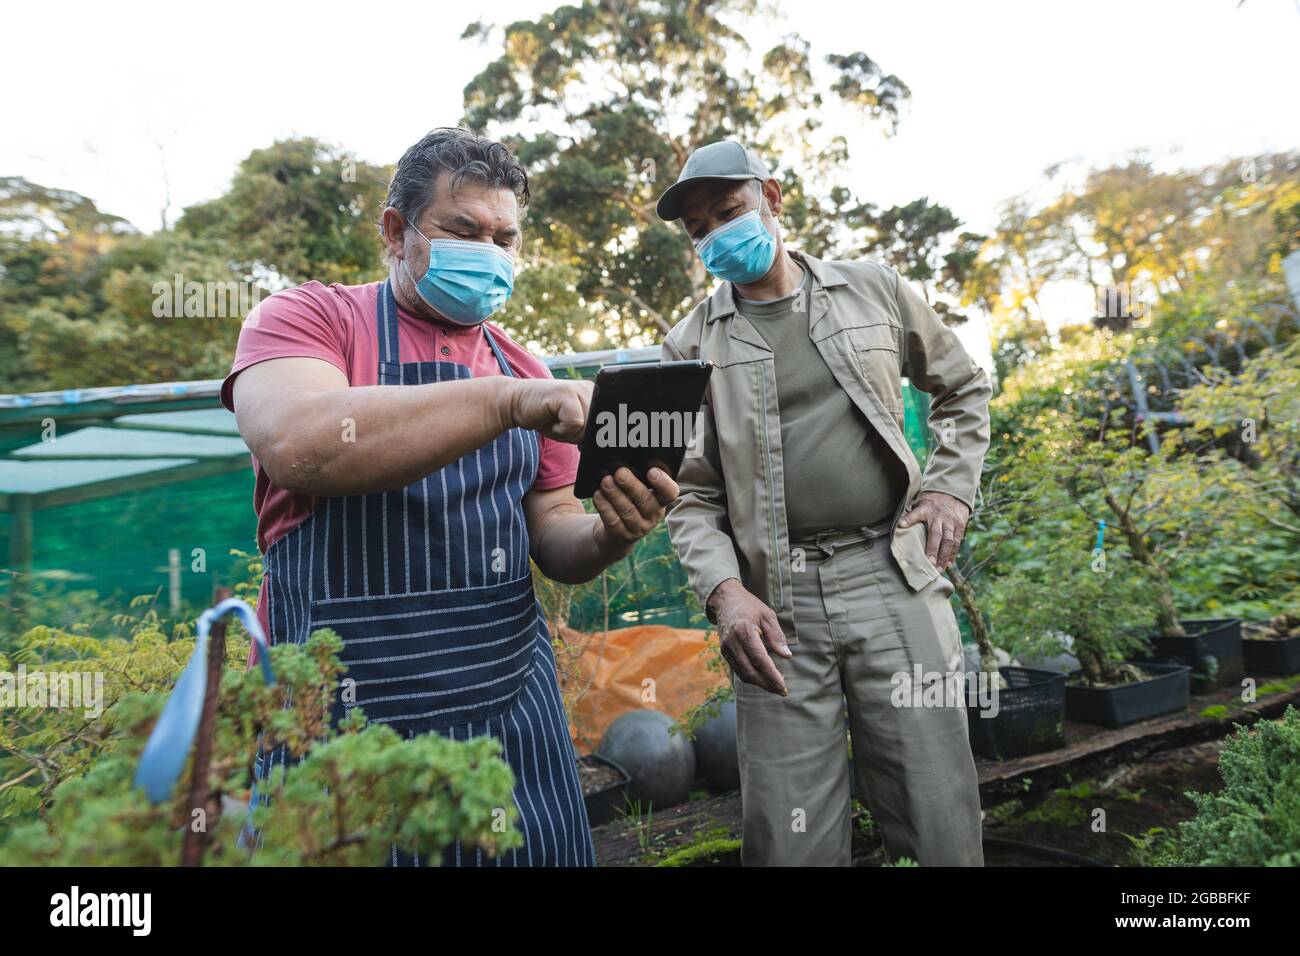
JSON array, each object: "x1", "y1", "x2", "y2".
[{"x1": 733, "y1": 526, "x2": 984, "y2": 866}]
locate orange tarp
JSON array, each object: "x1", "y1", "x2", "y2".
[{"x1": 552, "y1": 624, "x2": 727, "y2": 754}]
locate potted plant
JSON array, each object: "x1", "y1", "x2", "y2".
[
  {"x1": 950, "y1": 433, "x2": 1067, "y2": 760},
  {"x1": 1241, "y1": 613, "x2": 1300, "y2": 676},
  {"x1": 988, "y1": 552, "x2": 1190, "y2": 729},
  {"x1": 1046, "y1": 384, "x2": 1245, "y2": 694}
]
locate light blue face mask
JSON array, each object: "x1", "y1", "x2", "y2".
[
  {"x1": 405, "y1": 226, "x2": 516, "y2": 326},
  {"x1": 693, "y1": 208, "x2": 778, "y2": 284}
]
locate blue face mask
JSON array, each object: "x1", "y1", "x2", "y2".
[
  {"x1": 405, "y1": 227, "x2": 515, "y2": 325},
  {"x1": 694, "y1": 208, "x2": 777, "y2": 284}
]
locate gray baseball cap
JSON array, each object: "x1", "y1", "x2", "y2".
[{"x1": 654, "y1": 140, "x2": 773, "y2": 222}]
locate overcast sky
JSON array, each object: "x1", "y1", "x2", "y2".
[{"x1": 5, "y1": 0, "x2": 1299, "y2": 363}]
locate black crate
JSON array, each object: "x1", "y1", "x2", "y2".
[
  {"x1": 967, "y1": 666, "x2": 1067, "y2": 760},
  {"x1": 1138, "y1": 618, "x2": 1243, "y2": 694},
  {"x1": 1065, "y1": 661, "x2": 1190, "y2": 728},
  {"x1": 578, "y1": 753, "x2": 631, "y2": 828},
  {"x1": 1241, "y1": 623, "x2": 1300, "y2": 676}
]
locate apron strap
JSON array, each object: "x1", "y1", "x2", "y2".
[
  {"x1": 378, "y1": 279, "x2": 515, "y2": 383},
  {"x1": 481, "y1": 325, "x2": 517, "y2": 379},
  {"x1": 376, "y1": 279, "x2": 403, "y2": 385}
]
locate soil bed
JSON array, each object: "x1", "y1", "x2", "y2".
[{"x1": 589, "y1": 678, "x2": 1300, "y2": 866}]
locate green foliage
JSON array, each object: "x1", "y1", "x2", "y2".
[
  {"x1": 0, "y1": 605, "x2": 210, "y2": 824},
  {"x1": 986, "y1": 550, "x2": 1157, "y2": 685},
  {"x1": 1161, "y1": 706, "x2": 1300, "y2": 866},
  {"x1": 974, "y1": 152, "x2": 1299, "y2": 382},
  {"x1": 1020, "y1": 783, "x2": 1098, "y2": 827},
  {"x1": 675, "y1": 685, "x2": 732, "y2": 741},
  {"x1": 0, "y1": 622, "x2": 521, "y2": 865},
  {"x1": 1179, "y1": 339, "x2": 1300, "y2": 558},
  {"x1": 177, "y1": 138, "x2": 390, "y2": 287},
  {"x1": 252, "y1": 716, "x2": 519, "y2": 866},
  {"x1": 1122, "y1": 826, "x2": 1174, "y2": 866},
  {"x1": 652, "y1": 828, "x2": 740, "y2": 867},
  {"x1": 0, "y1": 139, "x2": 389, "y2": 392},
  {"x1": 852, "y1": 800, "x2": 876, "y2": 837},
  {"x1": 462, "y1": 0, "x2": 912, "y2": 346},
  {"x1": 1260, "y1": 680, "x2": 1298, "y2": 695}
]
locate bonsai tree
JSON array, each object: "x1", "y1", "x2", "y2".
[
  {"x1": 1012, "y1": 386, "x2": 1235, "y2": 640},
  {"x1": 0, "y1": 611, "x2": 520, "y2": 866},
  {"x1": 986, "y1": 536, "x2": 1158, "y2": 687},
  {"x1": 1178, "y1": 339, "x2": 1300, "y2": 532}
]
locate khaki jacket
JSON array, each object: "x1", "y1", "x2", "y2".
[{"x1": 660, "y1": 249, "x2": 992, "y2": 641}]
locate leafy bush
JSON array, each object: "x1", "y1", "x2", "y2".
[
  {"x1": 987, "y1": 551, "x2": 1157, "y2": 686},
  {"x1": 1, "y1": 624, "x2": 521, "y2": 865},
  {"x1": 1162, "y1": 706, "x2": 1300, "y2": 866}
]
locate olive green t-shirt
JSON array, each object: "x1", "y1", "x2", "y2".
[{"x1": 735, "y1": 266, "x2": 908, "y2": 538}]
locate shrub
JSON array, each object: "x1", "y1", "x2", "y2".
[
  {"x1": 987, "y1": 552, "x2": 1157, "y2": 686},
  {"x1": 1162, "y1": 705, "x2": 1300, "y2": 866},
  {"x1": 1, "y1": 625, "x2": 521, "y2": 865}
]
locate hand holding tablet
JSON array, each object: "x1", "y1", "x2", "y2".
[{"x1": 573, "y1": 360, "x2": 713, "y2": 499}]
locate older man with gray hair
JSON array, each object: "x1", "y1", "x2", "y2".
[
  {"x1": 225, "y1": 127, "x2": 679, "y2": 865},
  {"x1": 657, "y1": 140, "x2": 991, "y2": 866}
]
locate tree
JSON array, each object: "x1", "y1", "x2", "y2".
[
  {"x1": 854, "y1": 197, "x2": 983, "y2": 324},
  {"x1": 0, "y1": 177, "x2": 137, "y2": 390},
  {"x1": 1020, "y1": 371, "x2": 1236, "y2": 639},
  {"x1": 1176, "y1": 339, "x2": 1300, "y2": 614},
  {"x1": 461, "y1": 0, "x2": 911, "y2": 347},
  {"x1": 12, "y1": 233, "x2": 255, "y2": 390},
  {"x1": 970, "y1": 152, "x2": 1300, "y2": 381},
  {"x1": 177, "y1": 138, "x2": 391, "y2": 287},
  {"x1": 0, "y1": 139, "x2": 396, "y2": 392}
]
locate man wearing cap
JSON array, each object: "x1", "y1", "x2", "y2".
[{"x1": 657, "y1": 141, "x2": 991, "y2": 866}]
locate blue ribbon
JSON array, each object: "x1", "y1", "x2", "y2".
[
  {"x1": 1094, "y1": 519, "x2": 1106, "y2": 552},
  {"x1": 133, "y1": 598, "x2": 274, "y2": 804}
]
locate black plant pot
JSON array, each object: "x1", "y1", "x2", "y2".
[
  {"x1": 1137, "y1": 618, "x2": 1243, "y2": 694},
  {"x1": 966, "y1": 666, "x2": 1067, "y2": 760},
  {"x1": 1065, "y1": 661, "x2": 1190, "y2": 728},
  {"x1": 577, "y1": 753, "x2": 631, "y2": 828},
  {"x1": 1241, "y1": 622, "x2": 1300, "y2": 676}
]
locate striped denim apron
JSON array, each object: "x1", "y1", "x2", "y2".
[{"x1": 248, "y1": 279, "x2": 595, "y2": 867}]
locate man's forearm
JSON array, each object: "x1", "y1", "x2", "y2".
[
  {"x1": 257, "y1": 377, "x2": 521, "y2": 497},
  {"x1": 532, "y1": 511, "x2": 635, "y2": 584}
]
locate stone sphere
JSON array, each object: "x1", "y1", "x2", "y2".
[
  {"x1": 692, "y1": 701, "x2": 740, "y2": 792},
  {"x1": 598, "y1": 709, "x2": 696, "y2": 810}
]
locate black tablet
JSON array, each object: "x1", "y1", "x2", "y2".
[{"x1": 573, "y1": 360, "x2": 713, "y2": 499}]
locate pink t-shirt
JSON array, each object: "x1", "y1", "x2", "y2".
[{"x1": 221, "y1": 280, "x2": 578, "y2": 633}]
